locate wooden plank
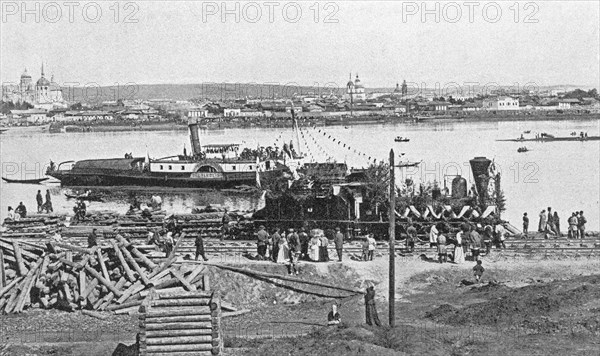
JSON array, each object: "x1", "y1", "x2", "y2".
[
  {"x1": 143, "y1": 315, "x2": 212, "y2": 324},
  {"x1": 0, "y1": 277, "x2": 23, "y2": 299},
  {"x1": 115, "y1": 235, "x2": 158, "y2": 270},
  {"x1": 146, "y1": 335, "x2": 213, "y2": 345},
  {"x1": 145, "y1": 322, "x2": 212, "y2": 331},
  {"x1": 151, "y1": 298, "x2": 210, "y2": 307},
  {"x1": 116, "y1": 281, "x2": 144, "y2": 304},
  {"x1": 145, "y1": 307, "x2": 212, "y2": 318}
]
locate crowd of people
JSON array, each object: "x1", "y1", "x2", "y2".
[
  {"x1": 426, "y1": 221, "x2": 507, "y2": 264},
  {"x1": 5, "y1": 190, "x2": 53, "y2": 222},
  {"x1": 253, "y1": 225, "x2": 350, "y2": 275},
  {"x1": 525, "y1": 208, "x2": 587, "y2": 239}
]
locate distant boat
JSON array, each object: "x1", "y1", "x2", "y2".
[
  {"x1": 0, "y1": 129, "x2": 7, "y2": 134},
  {"x1": 394, "y1": 136, "x2": 410, "y2": 142},
  {"x1": 523, "y1": 130, "x2": 531, "y2": 134},
  {"x1": 517, "y1": 147, "x2": 529, "y2": 153},
  {"x1": 2, "y1": 177, "x2": 49, "y2": 184},
  {"x1": 397, "y1": 161, "x2": 421, "y2": 168},
  {"x1": 64, "y1": 193, "x2": 104, "y2": 202}
]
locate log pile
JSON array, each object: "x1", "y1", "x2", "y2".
[
  {"x1": 139, "y1": 290, "x2": 223, "y2": 356},
  {"x1": 0, "y1": 234, "x2": 210, "y2": 315},
  {"x1": 1, "y1": 214, "x2": 67, "y2": 238}
]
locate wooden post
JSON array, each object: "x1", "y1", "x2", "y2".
[
  {"x1": 388, "y1": 149, "x2": 395, "y2": 327},
  {"x1": 96, "y1": 248, "x2": 111, "y2": 281},
  {"x1": 120, "y1": 245, "x2": 151, "y2": 286},
  {"x1": 112, "y1": 240, "x2": 135, "y2": 282},
  {"x1": 0, "y1": 250, "x2": 5, "y2": 288}
]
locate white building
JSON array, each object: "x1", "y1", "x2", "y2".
[
  {"x1": 482, "y1": 96, "x2": 520, "y2": 110},
  {"x1": 2, "y1": 65, "x2": 67, "y2": 110},
  {"x1": 345, "y1": 74, "x2": 367, "y2": 101}
]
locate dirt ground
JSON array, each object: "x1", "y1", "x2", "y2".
[{"x1": 2, "y1": 250, "x2": 600, "y2": 355}]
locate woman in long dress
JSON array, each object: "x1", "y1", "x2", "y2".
[
  {"x1": 454, "y1": 230, "x2": 465, "y2": 264},
  {"x1": 277, "y1": 238, "x2": 289, "y2": 264},
  {"x1": 309, "y1": 235, "x2": 321, "y2": 262}
]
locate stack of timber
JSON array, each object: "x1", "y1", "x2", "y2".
[
  {"x1": 139, "y1": 290, "x2": 223, "y2": 355},
  {"x1": 1, "y1": 214, "x2": 67, "y2": 238},
  {"x1": 2, "y1": 210, "x2": 255, "y2": 241},
  {"x1": 0, "y1": 234, "x2": 210, "y2": 316}
]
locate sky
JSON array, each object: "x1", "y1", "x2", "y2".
[{"x1": 1, "y1": 1, "x2": 599, "y2": 89}]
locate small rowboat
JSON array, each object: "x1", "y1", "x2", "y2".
[
  {"x1": 65, "y1": 193, "x2": 104, "y2": 202},
  {"x1": 394, "y1": 136, "x2": 410, "y2": 142},
  {"x1": 1, "y1": 177, "x2": 49, "y2": 184}
]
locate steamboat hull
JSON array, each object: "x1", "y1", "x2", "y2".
[{"x1": 48, "y1": 171, "x2": 275, "y2": 189}]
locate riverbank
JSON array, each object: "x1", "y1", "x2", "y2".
[{"x1": 5, "y1": 111, "x2": 597, "y2": 135}]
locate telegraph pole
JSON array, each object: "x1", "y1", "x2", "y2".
[{"x1": 388, "y1": 149, "x2": 396, "y2": 327}]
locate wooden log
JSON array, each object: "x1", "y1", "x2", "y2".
[
  {"x1": 105, "y1": 299, "x2": 141, "y2": 311},
  {"x1": 14, "y1": 257, "x2": 45, "y2": 313},
  {"x1": 78, "y1": 270, "x2": 86, "y2": 306},
  {"x1": 146, "y1": 344, "x2": 213, "y2": 353},
  {"x1": 120, "y1": 245, "x2": 151, "y2": 286},
  {"x1": 143, "y1": 314, "x2": 212, "y2": 324},
  {"x1": 96, "y1": 277, "x2": 127, "y2": 310},
  {"x1": 116, "y1": 281, "x2": 144, "y2": 304},
  {"x1": 0, "y1": 239, "x2": 40, "y2": 260},
  {"x1": 80, "y1": 276, "x2": 99, "y2": 300},
  {"x1": 151, "y1": 298, "x2": 210, "y2": 307},
  {"x1": 0, "y1": 277, "x2": 23, "y2": 298},
  {"x1": 169, "y1": 270, "x2": 196, "y2": 291},
  {"x1": 112, "y1": 241, "x2": 135, "y2": 282},
  {"x1": 0, "y1": 250, "x2": 5, "y2": 288},
  {"x1": 84, "y1": 265, "x2": 123, "y2": 297},
  {"x1": 222, "y1": 309, "x2": 251, "y2": 318},
  {"x1": 143, "y1": 352, "x2": 211, "y2": 356},
  {"x1": 140, "y1": 287, "x2": 185, "y2": 297},
  {"x1": 145, "y1": 329, "x2": 212, "y2": 338},
  {"x1": 201, "y1": 275, "x2": 209, "y2": 292},
  {"x1": 146, "y1": 322, "x2": 213, "y2": 331},
  {"x1": 12, "y1": 241, "x2": 27, "y2": 276},
  {"x1": 184, "y1": 265, "x2": 205, "y2": 286},
  {"x1": 96, "y1": 249, "x2": 111, "y2": 282},
  {"x1": 154, "y1": 291, "x2": 211, "y2": 299},
  {"x1": 115, "y1": 235, "x2": 158, "y2": 270},
  {"x1": 53, "y1": 242, "x2": 90, "y2": 254},
  {"x1": 146, "y1": 335, "x2": 213, "y2": 345},
  {"x1": 206, "y1": 263, "x2": 366, "y2": 295},
  {"x1": 146, "y1": 307, "x2": 212, "y2": 318},
  {"x1": 115, "y1": 305, "x2": 142, "y2": 315},
  {"x1": 148, "y1": 269, "x2": 171, "y2": 282},
  {"x1": 81, "y1": 309, "x2": 109, "y2": 320},
  {"x1": 3, "y1": 290, "x2": 18, "y2": 313}
]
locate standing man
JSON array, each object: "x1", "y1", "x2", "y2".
[
  {"x1": 568, "y1": 212, "x2": 578, "y2": 239},
  {"x1": 538, "y1": 209, "x2": 547, "y2": 233},
  {"x1": 406, "y1": 222, "x2": 417, "y2": 253},
  {"x1": 367, "y1": 233, "x2": 376, "y2": 261},
  {"x1": 88, "y1": 228, "x2": 98, "y2": 248},
  {"x1": 333, "y1": 227, "x2": 344, "y2": 262},
  {"x1": 364, "y1": 284, "x2": 381, "y2": 327},
  {"x1": 287, "y1": 228, "x2": 300, "y2": 275},
  {"x1": 195, "y1": 233, "x2": 208, "y2": 261},
  {"x1": 522, "y1": 212, "x2": 529, "y2": 239},
  {"x1": 221, "y1": 213, "x2": 231, "y2": 241},
  {"x1": 319, "y1": 233, "x2": 330, "y2": 262},
  {"x1": 298, "y1": 227, "x2": 309, "y2": 260},
  {"x1": 578, "y1": 211, "x2": 587, "y2": 239},
  {"x1": 256, "y1": 225, "x2": 269, "y2": 260},
  {"x1": 429, "y1": 224, "x2": 439, "y2": 248},
  {"x1": 36, "y1": 190, "x2": 43, "y2": 213},
  {"x1": 44, "y1": 190, "x2": 53, "y2": 213},
  {"x1": 271, "y1": 228, "x2": 281, "y2": 262}
]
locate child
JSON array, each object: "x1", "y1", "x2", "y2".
[{"x1": 473, "y1": 260, "x2": 484, "y2": 283}]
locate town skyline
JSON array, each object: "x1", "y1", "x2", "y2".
[{"x1": 2, "y1": 1, "x2": 599, "y2": 88}]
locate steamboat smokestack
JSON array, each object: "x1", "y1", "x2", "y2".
[{"x1": 188, "y1": 119, "x2": 202, "y2": 156}]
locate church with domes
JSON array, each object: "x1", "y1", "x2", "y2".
[
  {"x1": 344, "y1": 73, "x2": 367, "y2": 101},
  {"x1": 2, "y1": 64, "x2": 67, "y2": 110}
]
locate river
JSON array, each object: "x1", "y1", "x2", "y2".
[{"x1": 1, "y1": 119, "x2": 598, "y2": 230}]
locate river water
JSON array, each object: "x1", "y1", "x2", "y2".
[{"x1": 1, "y1": 119, "x2": 598, "y2": 230}]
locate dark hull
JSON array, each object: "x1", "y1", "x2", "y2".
[
  {"x1": 2, "y1": 177, "x2": 48, "y2": 184},
  {"x1": 47, "y1": 171, "x2": 276, "y2": 189},
  {"x1": 497, "y1": 136, "x2": 600, "y2": 142}
]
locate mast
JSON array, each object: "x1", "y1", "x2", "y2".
[{"x1": 291, "y1": 102, "x2": 301, "y2": 156}]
